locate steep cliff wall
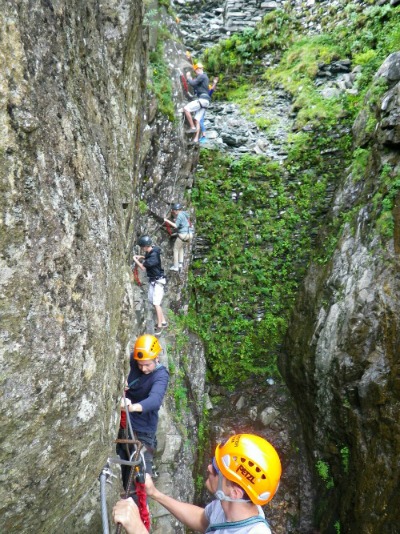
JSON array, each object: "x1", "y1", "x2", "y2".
[
  {"x1": 281, "y1": 53, "x2": 400, "y2": 533},
  {"x1": 0, "y1": 1, "x2": 202, "y2": 532},
  {"x1": 0, "y1": 1, "x2": 147, "y2": 530}
]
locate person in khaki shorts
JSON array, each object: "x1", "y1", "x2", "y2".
[
  {"x1": 113, "y1": 433, "x2": 282, "y2": 534},
  {"x1": 164, "y1": 203, "x2": 194, "y2": 272}
]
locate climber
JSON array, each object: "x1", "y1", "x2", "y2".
[
  {"x1": 113, "y1": 433, "x2": 282, "y2": 534},
  {"x1": 116, "y1": 334, "x2": 169, "y2": 493},
  {"x1": 183, "y1": 63, "x2": 211, "y2": 144},
  {"x1": 132, "y1": 236, "x2": 167, "y2": 335},
  {"x1": 200, "y1": 76, "x2": 219, "y2": 143},
  {"x1": 163, "y1": 203, "x2": 194, "y2": 271}
]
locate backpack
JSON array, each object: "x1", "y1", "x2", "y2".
[{"x1": 184, "y1": 211, "x2": 194, "y2": 234}]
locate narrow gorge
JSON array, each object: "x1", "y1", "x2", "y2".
[{"x1": 1, "y1": 1, "x2": 399, "y2": 533}]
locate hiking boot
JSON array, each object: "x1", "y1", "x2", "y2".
[
  {"x1": 154, "y1": 326, "x2": 163, "y2": 335},
  {"x1": 170, "y1": 266, "x2": 179, "y2": 271},
  {"x1": 185, "y1": 127, "x2": 197, "y2": 134},
  {"x1": 161, "y1": 322, "x2": 168, "y2": 328}
]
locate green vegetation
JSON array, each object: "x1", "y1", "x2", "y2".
[
  {"x1": 316, "y1": 459, "x2": 334, "y2": 489},
  {"x1": 224, "y1": 84, "x2": 278, "y2": 132},
  {"x1": 340, "y1": 446, "x2": 350, "y2": 474},
  {"x1": 265, "y1": 34, "x2": 346, "y2": 129},
  {"x1": 203, "y1": 11, "x2": 299, "y2": 75},
  {"x1": 148, "y1": 28, "x2": 175, "y2": 121},
  {"x1": 194, "y1": 408, "x2": 210, "y2": 495},
  {"x1": 166, "y1": 314, "x2": 190, "y2": 422},
  {"x1": 350, "y1": 148, "x2": 371, "y2": 183},
  {"x1": 374, "y1": 165, "x2": 400, "y2": 239},
  {"x1": 185, "y1": 5, "x2": 399, "y2": 388},
  {"x1": 185, "y1": 141, "x2": 349, "y2": 386},
  {"x1": 138, "y1": 200, "x2": 148, "y2": 215},
  {"x1": 203, "y1": 6, "x2": 399, "y2": 127}
]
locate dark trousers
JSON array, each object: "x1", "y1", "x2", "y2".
[{"x1": 116, "y1": 428, "x2": 156, "y2": 491}]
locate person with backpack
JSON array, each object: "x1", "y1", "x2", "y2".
[
  {"x1": 163, "y1": 203, "x2": 194, "y2": 272},
  {"x1": 132, "y1": 236, "x2": 167, "y2": 334},
  {"x1": 116, "y1": 334, "x2": 169, "y2": 493},
  {"x1": 113, "y1": 433, "x2": 282, "y2": 534}
]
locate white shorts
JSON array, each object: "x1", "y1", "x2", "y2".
[
  {"x1": 184, "y1": 98, "x2": 210, "y2": 122},
  {"x1": 148, "y1": 278, "x2": 165, "y2": 306}
]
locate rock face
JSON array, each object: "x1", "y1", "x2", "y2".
[
  {"x1": 0, "y1": 1, "x2": 201, "y2": 532},
  {"x1": 280, "y1": 53, "x2": 400, "y2": 533}
]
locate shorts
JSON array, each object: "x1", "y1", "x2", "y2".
[
  {"x1": 184, "y1": 98, "x2": 210, "y2": 122},
  {"x1": 148, "y1": 278, "x2": 166, "y2": 306}
]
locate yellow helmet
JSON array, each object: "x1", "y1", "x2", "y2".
[
  {"x1": 133, "y1": 334, "x2": 162, "y2": 360},
  {"x1": 214, "y1": 434, "x2": 281, "y2": 505}
]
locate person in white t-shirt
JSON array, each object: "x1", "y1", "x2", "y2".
[{"x1": 113, "y1": 433, "x2": 282, "y2": 534}]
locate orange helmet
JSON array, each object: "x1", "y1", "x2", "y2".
[
  {"x1": 214, "y1": 433, "x2": 281, "y2": 505},
  {"x1": 133, "y1": 335, "x2": 162, "y2": 360}
]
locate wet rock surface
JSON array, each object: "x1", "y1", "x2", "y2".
[{"x1": 281, "y1": 53, "x2": 400, "y2": 533}]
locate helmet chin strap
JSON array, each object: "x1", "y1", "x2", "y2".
[{"x1": 214, "y1": 472, "x2": 250, "y2": 503}]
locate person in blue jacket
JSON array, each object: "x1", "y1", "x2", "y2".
[{"x1": 117, "y1": 334, "x2": 169, "y2": 491}]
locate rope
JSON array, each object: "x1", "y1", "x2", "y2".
[
  {"x1": 133, "y1": 264, "x2": 142, "y2": 286},
  {"x1": 164, "y1": 221, "x2": 173, "y2": 236},
  {"x1": 136, "y1": 482, "x2": 151, "y2": 530},
  {"x1": 181, "y1": 73, "x2": 189, "y2": 93}
]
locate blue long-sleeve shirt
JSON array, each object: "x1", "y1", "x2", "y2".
[{"x1": 126, "y1": 359, "x2": 169, "y2": 434}]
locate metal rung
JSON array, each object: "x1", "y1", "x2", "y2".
[
  {"x1": 107, "y1": 456, "x2": 143, "y2": 467},
  {"x1": 114, "y1": 438, "x2": 141, "y2": 445}
]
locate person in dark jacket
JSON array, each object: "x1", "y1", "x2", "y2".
[
  {"x1": 132, "y1": 235, "x2": 167, "y2": 335},
  {"x1": 117, "y1": 334, "x2": 169, "y2": 491},
  {"x1": 183, "y1": 63, "x2": 210, "y2": 144}
]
